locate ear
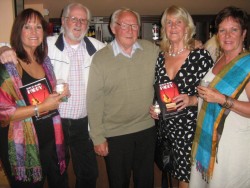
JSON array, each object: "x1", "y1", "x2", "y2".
[
  {"x1": 110, "y1": 24, "x2": 116, "y2": 35},
  {"x1": 61, "y1": 17, "x2": 66, "y2": 27}
]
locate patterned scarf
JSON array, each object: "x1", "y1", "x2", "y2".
[
  {"x1": 0, "y1": 57, "x2": 66, "y2": 182},
  {"x1": 191, "y1": 52, "x2": 250, "y2": 180}
]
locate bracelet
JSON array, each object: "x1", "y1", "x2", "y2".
[
  {"x1": 227, "y1": 96, "x2": 234, "y2": 108},
  {"x1": 34, "y1": 105, "x2": 40, "y2": 117},
  {"x1": 220, "y1": 94, "x2": 234, "y2": 109}
]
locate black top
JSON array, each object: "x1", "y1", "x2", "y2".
[{"x1": 21, "y1": 68, "x2": 55, "y2": 148}]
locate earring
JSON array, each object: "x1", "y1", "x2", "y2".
[{"x1": 41, "y1": 42, "x2": 44, "y2": 51}]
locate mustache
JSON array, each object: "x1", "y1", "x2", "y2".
[{"x1": 63, "y1": 26, "x2": 87, "y2": 41}]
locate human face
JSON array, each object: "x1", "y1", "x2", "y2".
[
  {"x1": 217, "y1": 17, "x2": 246, "y2": 54},
  {"x1": 21, "y1": 16, "x2": 43, "y2": 52},
  {"x1": 111, "y1": 11, "x2": 139, "y2": 53},
  {"x1": 165, "y1": 15, "x2": 187, "y2": 45},
  {"x1": 62, "y1": 6, "x2": 88, "y2": 44}
]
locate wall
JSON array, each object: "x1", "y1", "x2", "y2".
[
  {"x1": 24, "y1": 3, "x2": 44, "y2": 14},
  {"x1": 24, "y1": 0, "x2": 250, "y2": 18},
  {"x1": 2, "y1": 0, "x2": 248, "y2": 42},
  {"x1": 24, "y1": 3, "x2": 50, "y2": 22},
  {"x1": 0, "y1": 0, "x2": 15, "y2": 43}
]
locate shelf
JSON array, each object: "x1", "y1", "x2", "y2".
[{"x1": 49, "y1": 14, "x2": 250, "y2": 48}]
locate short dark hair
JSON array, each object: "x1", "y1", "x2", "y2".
[
  {"x1": 215, "y1": 6, "x2": 248, "y2": 34},
  {"x1": 10, "y1": 8, "x2": 48, "y2": 64}
]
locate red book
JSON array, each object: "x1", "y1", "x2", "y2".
[
  {"x1": 20, "y1": 78, "x2": 59, "y2": 120},
  {"x1": 154, "y1": 81, "x2": 186, "y2": 119}
]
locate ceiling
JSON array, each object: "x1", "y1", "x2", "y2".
[{"x1": 24, "y1": 0, "x2": 250, "y2": 18}]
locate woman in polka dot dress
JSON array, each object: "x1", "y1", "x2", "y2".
[{"x1": 153, "y1": 6, "x2": 213, "y2": 188}]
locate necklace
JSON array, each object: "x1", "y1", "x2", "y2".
[{"x1": 168, "y1": 46, "x2": 186, "y2": 57}]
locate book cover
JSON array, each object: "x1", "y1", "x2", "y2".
[
  {"x1": 20, "y1": 78, "x2": 59, "y2": 120},
  {"x1": 154, "y1": 81, "x2": 186, "y2": 120}
]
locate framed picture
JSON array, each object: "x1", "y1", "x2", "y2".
[{"x1": 14, "y1": 0, "x2": 24, "y2": 16}]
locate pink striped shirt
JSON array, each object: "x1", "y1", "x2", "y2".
[{"x1": 59, "y1": 40, "x2": 87, "y2": 119}]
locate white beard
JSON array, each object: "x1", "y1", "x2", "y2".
[{"x1": 63, "y1": 25, "x2": 87, "y2": 42}]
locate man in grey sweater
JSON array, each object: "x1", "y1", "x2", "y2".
[{"x1": 87, "y1": 8, "x2": 159, "y2": 188}]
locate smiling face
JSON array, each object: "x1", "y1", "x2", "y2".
[
  {"x1": 21, "y1": 16, "x2": 43, "y2": 53},
  {"x1": 111, "y1": 11, "x2": 139, "y2": 54},
  {"x1": 217, "y1": 17, "x2": 246, "y2": 54},
  {"x1": 165, "y1": 15, "x2": 187, "y2": 45},
  {"x1": 62, "y1": 5, "x2": 88, "y2": 44}
]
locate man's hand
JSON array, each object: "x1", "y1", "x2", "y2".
[
  {"x1": 94, "y1": 141, "x2": 109, "y2": 157},
  {"x1": 194, "y1": 39, "x2": 203, "y2": 49},
  {"x1": 0, "y1": 46, "x2": 18, "y2": 64}
]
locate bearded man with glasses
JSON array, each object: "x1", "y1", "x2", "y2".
[
  {"x1": 47, "y1": 3, "x2": 106, "y2": 188},
  {"x1": 47, "y1": 3, "x2": 105, "y2": 188}
]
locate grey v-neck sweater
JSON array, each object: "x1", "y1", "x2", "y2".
[{"x1": 87, "y1": 39, "x2": 159, "y2": 145}]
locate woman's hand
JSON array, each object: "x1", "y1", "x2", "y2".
[
  {"x1": 150, "y1": 105, "x2": 159, "y2": 120},
  {"x1": 11, "y1": 93, "x2": 65, "y2": 122},
  {"x1": 197, "y1": 85, "x2": 225, "y2": 104},
  {"x1": 194, "y1": 39, "x2": 203, "y2": 49},
  {"x1": 174, "y1": 94, "x2": 197, "y2": 110},
  {"x1": 39, "y1": 93, "x2": 65, "y2": 112},
  {"x1": 198, "y1": 82, "x2": 250, "y2": 118}
]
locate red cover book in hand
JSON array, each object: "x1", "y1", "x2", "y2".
[
  {"x1": 154, "y1": 81, "x2": 186, "y2": 120},
  {"x1": 20, "y1": 78, "x2": 58, "y2": 120}
]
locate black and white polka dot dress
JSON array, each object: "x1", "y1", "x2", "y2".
[{"x1": 154, "y1": 49, "x2": 213, "y2": 182}]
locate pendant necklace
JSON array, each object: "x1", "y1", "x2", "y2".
[{"x1": 168, "y1": 46, "x2": 186, "y2": 57}]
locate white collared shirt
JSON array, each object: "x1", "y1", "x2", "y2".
[{"x1": 111, "y1": 39, "x2": 142, "y2": 58}]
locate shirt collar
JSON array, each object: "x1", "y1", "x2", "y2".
[
  {"x1": 63, "y1": 35, "x2": 86, "y2": 50},
  {"x1": 111, "y1": 39, "x2": 142, "y2": 58},
  {"x1": 55, "y1": 34, "x2": 97, "y2": 56}
]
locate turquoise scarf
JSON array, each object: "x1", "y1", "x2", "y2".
[{"x1": 191, "y1": 52, "x2": 250, "y2": 179}]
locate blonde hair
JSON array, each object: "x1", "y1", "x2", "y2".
[
  {"x1": 159, "y1": 5, "x2": 196, "y2": 52},
  {"x1": 204, "y1": 35, "x2": 220, "y2": 62}
]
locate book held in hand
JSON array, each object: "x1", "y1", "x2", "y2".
[
  {"x1": 154, "y1": 81, "x2": 186, "y2": 120},
  {"x1": 20, "y1": 78, "x2": 59, "y2": 120}
]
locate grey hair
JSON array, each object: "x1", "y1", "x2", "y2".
[
  {"x1": 110, "y1": 8, "x2": 141, "y2": 28},
  {"x1": 62, "y1": 3, "x2": 91, "y2": 27}
]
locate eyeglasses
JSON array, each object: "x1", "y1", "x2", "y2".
[
  {"x1": 65, "y1": 16, "x2": 89, "y2": 25},
  {"x1": 115, "y1": 22, "x2": 139, "y2": 31}
]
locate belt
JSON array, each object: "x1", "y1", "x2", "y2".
[{"x1": 61, "y1": 116, "x2": 87, "y2": 123}]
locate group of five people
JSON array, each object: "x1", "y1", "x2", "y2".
[{"x1": 0, "y1": 2, "x2": 249, "y2": 188}]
